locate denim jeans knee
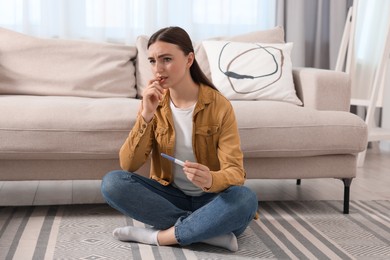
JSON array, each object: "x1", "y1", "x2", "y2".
[
  {"x1": 174, "y1": 185, "x2": 258, "y2": 245},
  {"x1": 101, "y1": 170, "x2": 126, "y2": 205},
  {"x1": 227, "y1": 186, "x2": 258, "y2": 236}
]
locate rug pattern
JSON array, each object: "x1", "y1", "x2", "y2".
[{"x1": 0, "y1": 200, "x2": 389, "y2": 259}]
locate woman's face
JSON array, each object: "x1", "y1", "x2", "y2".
[{"x1": 148, "y1": 40, "x2": 193, "y2": 89}]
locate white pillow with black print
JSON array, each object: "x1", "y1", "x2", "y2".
[{"x1": 202, "y1": 41, "x2": 302, "y2": 105}]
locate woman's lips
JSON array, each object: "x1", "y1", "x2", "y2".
[{"x1": 159, "y1": 77, "x2": 167, "y2": 84}]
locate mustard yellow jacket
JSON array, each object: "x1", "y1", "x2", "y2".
[{"x1": 119, "y1": 84, "x2": 245, "y2": 193}]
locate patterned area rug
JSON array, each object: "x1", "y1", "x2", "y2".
[{"x1": 1, "y1": 200, "x2": 389, "y2": 259}]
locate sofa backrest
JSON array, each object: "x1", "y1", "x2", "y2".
[{"x1": 0, "y1": 27, "x2": 137, "y2": 98}]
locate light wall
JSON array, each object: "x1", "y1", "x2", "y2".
[{"x1": 380, "y1": 64, "x2": 390, "y2": 150}]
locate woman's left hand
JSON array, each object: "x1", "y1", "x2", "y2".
[{"x1": 183, "y1": 162, "x2": 212, "y2": 190}]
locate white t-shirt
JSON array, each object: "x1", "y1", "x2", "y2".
[{"x1": 170, "y1": 100, "x2": 204, "y2": 196}]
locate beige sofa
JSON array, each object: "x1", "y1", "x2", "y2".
[{"x1": 0, "y1": 27, "x2": 367, "y2": 213}]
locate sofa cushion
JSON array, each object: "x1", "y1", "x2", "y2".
[
  {"x1": 136, "y1": 26, "x2": 285, "y2": 98},
  {"x1": 0, "y1": 96, "x2": 367, "y2": 160},
  {"x1": 202, "y1": 41, "x2": 302, "y2": 105},
  {"x1": 0, "y1": 28, "x2": 137, "y2": 98},
  {"x1": 196, "y1": 26, "x2": 285, "y2": 82},
  {"x1": 0, "y1": 95, "x2": 139, "y2": 160},
  {"x1": 231, "y1": 100, "x2": 368, "y2": 157}
]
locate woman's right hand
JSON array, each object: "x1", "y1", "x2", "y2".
[{"x1": 141, "y1": 78, "x2": 166, "y2": 122}]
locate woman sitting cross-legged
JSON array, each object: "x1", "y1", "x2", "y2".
[{"x1": 100, "y1": 26, "x2": 258, "y2": 252}]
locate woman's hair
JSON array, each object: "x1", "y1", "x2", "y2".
[{"x1": 147, "y1": 26, "x2": 218, "y2": 91}]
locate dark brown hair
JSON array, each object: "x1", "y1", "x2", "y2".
[{"x1": 147, "y1": 26, "x2": 218, "y2": 91}]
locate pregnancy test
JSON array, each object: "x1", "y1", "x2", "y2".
[{"x1": 161, "y1": 153, "x2": 185, "y2": 167}]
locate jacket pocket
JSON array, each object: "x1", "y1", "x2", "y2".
[
  {"x1": 195, "y1": 125, "x2": 220, "y2": 137},
  {"x1": 195, "y1": 125, "x2": 220, "y2": 158},
  {"x1": 154, "y1": 127, "x2": 168, "y2": 145}
]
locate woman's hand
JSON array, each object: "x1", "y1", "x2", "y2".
[
  {"x1": 183, "y1": 162, "x2": 212, "y2": 190},
  {"x1": 141, "y1": 78, "x2": 166, "y2": 122}
]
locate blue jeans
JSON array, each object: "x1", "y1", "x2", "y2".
[{"x1": 101, "y1": 170, "x2": 258, "y2": 246}]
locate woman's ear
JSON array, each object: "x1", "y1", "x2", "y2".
[{"x1": 187, "y1": 52, "x2": 195, "y2": 68}]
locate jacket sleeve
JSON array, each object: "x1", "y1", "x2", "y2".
[
  {"x1": 206, "y1": 103, "x2": 246, "y2": 193},
  {"x1": 119, "y1": 115, "x2": 154, "y2": 172}
]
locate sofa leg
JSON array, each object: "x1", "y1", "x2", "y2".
[
  {"x1": 296, "y1": 179, "x2": 301, "y2": 185},
  {"x1": 342, "y1": 178, "x2": 353, "y2": 214}
]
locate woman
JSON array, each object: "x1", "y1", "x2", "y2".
[{"x1": 101, "y1": 26, "x2": 258, "y2": 252}]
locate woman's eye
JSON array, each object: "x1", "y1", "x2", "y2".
[
  {"x1": 163, "y1": 57, "x2": 172, "y2": 62},
  {"x1": 149, "y1": 59, "x2": 156, "y2": 64}
]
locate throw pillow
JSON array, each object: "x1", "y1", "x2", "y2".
[
  {"x1": 202, "y1": 41, "x2": 302, "y2": 105},
  {"x1": 0, "y1": 27, "x2": 137, "y2": 98},
  {"x1": 135, "y1": 26, "x2": 285, "y2": 98},
  {"x1": 195, "y1": 26, "x2": 285, "y2": 81}
]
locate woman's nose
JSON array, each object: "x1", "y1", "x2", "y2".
[{"x1": 155, "y1": 61, "x2": 164, "y2": 72}]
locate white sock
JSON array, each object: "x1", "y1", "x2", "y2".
[
  {"x1": 113, "y1": 226, "x2": 159, "y2": 246},
  {"x1": 202, "y1": 232, "x2": 238, "y2": 252}
]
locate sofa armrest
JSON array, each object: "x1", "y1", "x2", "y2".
[{"x1": 292, "y1": 67, "x2": 351, "y2": 112}]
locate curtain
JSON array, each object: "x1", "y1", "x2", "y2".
[
  {"x1": 276, "y1": 0, "x2": 353, "y2": 69},
  {"x1": 1, "y1": 0, "x2": 351, "y2": 69},
  {"x1": 351, "y1": 0, "x2": 390, "y2": 104},
  {"x1": 0, "y1": 0, "x2": 276, "y2": 43}
]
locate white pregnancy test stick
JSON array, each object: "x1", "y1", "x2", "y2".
[{"x1": 161, "y1": 153, "x2": 185, "y2": 167}]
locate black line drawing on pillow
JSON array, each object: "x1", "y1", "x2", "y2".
[{"x1": 218, "y1": 42, "x2": 284, "y2": 94}]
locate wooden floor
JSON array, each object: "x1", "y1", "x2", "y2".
[{"x1": 0, "y1": 146, "x2": 389, "y2": 206}]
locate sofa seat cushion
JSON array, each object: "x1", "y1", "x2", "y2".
[
  {"x1": 232, "y1": 100, "x2": 367, "y2": 158},
  {"x1": 0, "y1": 96, "x2": 367, "y2": 161},
  {"x1": 0, "y1": 95, "x2": 139, "y2": 160}
]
